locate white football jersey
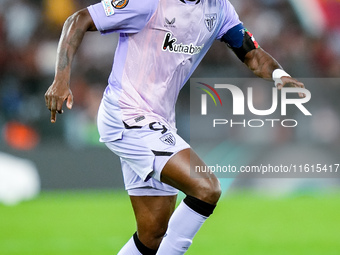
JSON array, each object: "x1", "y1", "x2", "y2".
[{"x1": 88, "y1": 0, "x2": 241, "y2": 142}]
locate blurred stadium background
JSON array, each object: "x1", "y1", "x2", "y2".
[{"x1": 0, "y1": 0, "x2": 340, "y2": 254}]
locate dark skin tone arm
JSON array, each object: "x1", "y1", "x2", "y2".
[
  {"x1": 244, "y1": 48, "x2": 305, "y2": 97},
  {"x1": 45, "y1": 9, "x2": 304, "y2": 122},
  {"x1": 45, "y1": 9, "x2": 97, "y2": 123}
]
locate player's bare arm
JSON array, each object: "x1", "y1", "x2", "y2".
[
  {"x1": 221, "y1": 24, "x2": 305, "y2": 98},
  {"x1": 244, "y1": 48, "x2": 305, "y2": 97},
  {"x1": 45, "y1": 8, "x2": 97, "y2": 123},
  {"x1": 244, "y1": 48, "x2": 281, "y2": 79}
]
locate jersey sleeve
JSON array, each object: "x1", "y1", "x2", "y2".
[
  {"x1": 216, "y1": 0, "x2": 242, "y2": 40},
  {"x1": 87, "y1": 0, "x2": 159, "y2": 34}
]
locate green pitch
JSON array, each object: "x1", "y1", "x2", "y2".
[{"x1": 0, "y1": 190, "x2": 339, "y2": 255}]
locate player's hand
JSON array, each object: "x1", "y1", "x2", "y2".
[
  {"x1": 45, "y1": 81, "x2": 73, "y2": 123},
  {"x1": 276, "y1": 76, "x2": 305, "y2": 98}
]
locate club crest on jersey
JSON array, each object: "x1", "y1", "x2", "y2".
[
  {"x1": 204, "y1": 13, "x2": 217, "y2": 32},
  {"x1": 162, "y1": 33, "x2": 204, "y2": 55},
  {"x1": 160, "y1": 133, "x2": 176, "y2": 146},
  {"x1": 112, "y1": 0, "x2": 128, "y2": 9}
]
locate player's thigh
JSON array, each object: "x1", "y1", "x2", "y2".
[
  {"x1": 161, "y1": 148, "x2": 221, "y2": 204},
  {"x1": 130, "y1": 195, "x2": 177, "y2": 242}
]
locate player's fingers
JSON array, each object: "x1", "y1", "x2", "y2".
[
  {"x1": 292, "y1": 81, "x2": 306, "y2": 98},
  {"x1": 51, "y1": 109, "x2": 57, "y2": 123},
  {"x1": 45, "y1": 93, "x2": 52, "y2": 110},
  {"x1": 299, "y1": 92, "x2": 306, "y2": 98},
  {"x1": 45, "y1": 93, "x2": 49, "y2": 108},
  {"x1": 66, "y1": 94, "x2": 73, "y2": 109},
  {"x1": 56, "y1": 97, "x2": 64, "y2": 114},
  {"x1": 299, "y1": 82, "x2": 304, "y2": 88},
  {"x1": 276, "y1": 83, "x2": 283, "y2": 90},
  {"x1": 50, "y1": 97, "x2": 58, "y2": 123},
  {"x1": 51, "y1": 97, "x2": 57, "y2": 111},
  {"x1": 293, "y1": 81, "x2": 304, "y2": 88},
  {"x1": 292, "y1": 83, "x2": 306, "y2": 98}
]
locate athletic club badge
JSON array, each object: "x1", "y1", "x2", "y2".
[
  {"x1": 160, "y1": 133, "x2": 176, "y2": 146},
  {"x1": 204, "y1": 13, "x2": 217, "y2": 32}
]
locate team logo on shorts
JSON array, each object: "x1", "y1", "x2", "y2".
[
  {"x1": 160, "y1": 133, "x2": 176, "y2": 146},
  {"x1": 204, "y1": 13, "x2": 217, "y2": 32},
  {"x1": 112, "y1": 0, "x2": 129, "y2": 9}
]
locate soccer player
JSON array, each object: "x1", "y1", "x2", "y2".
[{"x1": 45, "y1": 0, "x2": 305, "y2": 254}]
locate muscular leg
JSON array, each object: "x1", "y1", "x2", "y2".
[
  {"x1": 119, "y1": 148, "x2": 220, "y2": 254},
  {"x1": 118, "y1": 195, "x2": 177, "y2": 254},
  {"x1": 161, "y1": 148, "x2": 221, "y2": 204},
  {"x1": 130, "y1": 195, "x2": 177, "y2": 249},
  {"x1": 155, "y1": 148, "x2": 221, "y2": 254}
]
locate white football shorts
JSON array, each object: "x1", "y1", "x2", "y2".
[{"x1": 104, "y1": 122, "x2": 190, "y2": 196}]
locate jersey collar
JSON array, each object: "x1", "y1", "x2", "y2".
[{"x1": 179, "y1": 0, "x2": 201, "y2": 4}]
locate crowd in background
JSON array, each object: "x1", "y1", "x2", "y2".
[{"x1": 0, "y1": 0, "x2": 340, "y2": 149}]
